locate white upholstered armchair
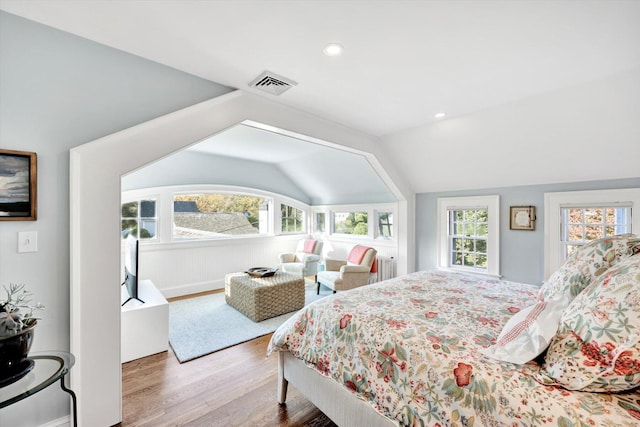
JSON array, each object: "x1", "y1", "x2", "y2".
[
  {"x1": 316, "y1": 245, "x2": 377, "y2": 294},
  {"x1": 278, "y1": 239, "x2": 323, "y2": 281}
]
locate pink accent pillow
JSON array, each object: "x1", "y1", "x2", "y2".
[
  {"x1": 303, "y1": 239, "x2": 317, "y2": 254},
  {"x1": 347, "y1": 245, "x2": 377, "y2": 272},
  {"x1": 347, "y1": 245, "x2": 371, "y2": 265}
]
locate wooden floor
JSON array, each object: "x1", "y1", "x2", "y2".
[{"x1": 119, "y1": 333, "x2": 337, "y2": 427}]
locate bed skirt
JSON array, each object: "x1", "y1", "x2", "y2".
[{"x1": 278, "y1": 351, "x2": 396, "y2": 427}]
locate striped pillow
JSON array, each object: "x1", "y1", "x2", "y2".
[
  {"x1": 484, "y1": 234, "x2": 639, "y2": 364},
  {"x1": 482, "y1": 296, "x2": 564, "y2": 364}
]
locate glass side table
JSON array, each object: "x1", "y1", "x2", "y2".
[{"x1": 0, "y1": 351, "x2": 77, "y2": 427}]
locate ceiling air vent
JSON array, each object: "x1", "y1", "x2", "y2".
[{"x1": 248, "y1": 71, "x2": 297, "y2": 96}]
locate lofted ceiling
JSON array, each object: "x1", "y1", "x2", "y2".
[
  {"x1": 185, "y1": 123, "x2": 396, "y2": 205},
  {"x1": 2, "y1": 0, "x2": 639, "y2": 200},
  {"x1": 2, "y1": 1, "x2": 639, "y2": 136}
]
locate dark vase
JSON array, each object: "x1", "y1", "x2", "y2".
[{"x1": 0, "y1": 322, "x2": 36, "y2": 373}]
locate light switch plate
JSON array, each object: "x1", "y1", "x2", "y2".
[{"x1": 18, "y1": 231, "x2": 38, "y2": 253}]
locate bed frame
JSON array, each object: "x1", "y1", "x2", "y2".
[{"x1": 278, "y1": 351, "x2": 396, "y2": 427}]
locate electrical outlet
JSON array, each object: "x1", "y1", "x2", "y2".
[{"x1": 18, "y1": 231, "x2": 38, "y2": 253}]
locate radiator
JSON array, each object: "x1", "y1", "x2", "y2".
[{"x1": 370, "y1": 256, "x2": 396, "y2": 283}]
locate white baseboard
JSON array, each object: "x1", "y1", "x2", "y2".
[
  {"x1": 40, "y1": 416, "x2": 70, "y2": 427},
  {"x1": 161, "y1": 278, "x2": 224, "y2": 298}
]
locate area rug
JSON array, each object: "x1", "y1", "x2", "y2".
[{"x1": 169, "y1": 281, "x2": 330, "y2": 363}]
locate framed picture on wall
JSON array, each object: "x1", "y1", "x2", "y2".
[
  {"x1": 0, "y1": 149, "x2": 37, "y2": 221},
  {"x1": 510, "y1": 206, "x2": 535, "y2": 231}
]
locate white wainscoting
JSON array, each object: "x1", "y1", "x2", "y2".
[
  {"x1": 131, "y1": 236, "x2": 398, "y2": 298},
  {"x1": 376, "y1": 256, "x2": 396, "y2": 281},
  {"x1": 39, "y1": 417, "x2": 71, "y2": 427},
  {"x1": 136, "y1": 236, "x2": 299, "y2": 298}
]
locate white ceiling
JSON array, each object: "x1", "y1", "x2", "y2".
[
  {"x1": 2, "y1": 0, "x2": 639, "y2": 201},
  {"x1": 2, "y1": 0, "x2": 639, "y2": 137},
  {"x1": 190, "y1": 124, "x2": 327, "y2": 164},
  {"x1": 185, "y1": 123, "x2": 395, "y2": 205}
]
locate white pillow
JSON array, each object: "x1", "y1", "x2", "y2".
[
  {"x1": 484, "y1": 235, "x2": 640, "y2": 365},
  {"x1": 482, "y1": 296, "x2": 565, "y2": 364}
]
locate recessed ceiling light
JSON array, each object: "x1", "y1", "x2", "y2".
[
  {"x1": 323, "y1": 43, "x2": 344, "y2": 56},
  {"x1": 434, "y1": 112, "x2": 446, "y2": 119}
]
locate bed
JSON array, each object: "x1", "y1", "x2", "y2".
[{"x1": 267, "y1": 267, "x2": 640, "y2": 426}]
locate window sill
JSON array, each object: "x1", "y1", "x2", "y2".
[
  {"x1": 328, "y1": 235, "x2": 397, "y2": 247},
  {"x1": 436, "y1": 267, "x2": 502, "y2": 280}
]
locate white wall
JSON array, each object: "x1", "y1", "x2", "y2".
[
  {"x1": 387, "y1": 68, "x2": 640, "y2": 284},
  {"x1": 416, "y1": 178, "x2": 640, "y2": 285},
  {"x1": 6, "y1": 7, "x2": 640, "y2": 426},
  {"x1": 1, "y1": 13, "x2": 411, "y2": 425},
  {"x1": 138, "y1": 235, "x2": 399, "y2": 298},
  {"x1": 0, "y1": 11, "x2": 232, "y2": 427},
  {"x1": 383, "y1": 68, "x2": 640, "y2": 193},
  {"x1": 70, "y1": 91, "x2": 412, "y2": 425},
  {"x1": 122, "y1": 183, "x2": 400, "y2": 298}
]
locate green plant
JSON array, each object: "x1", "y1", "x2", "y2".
[{"x1": 0, "y1": 283, "x2": 44, "y2": 338}]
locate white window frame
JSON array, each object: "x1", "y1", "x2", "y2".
[
  {"x1": 437, "y1": 195, "x2": 500, "y2": 278},
  {"x1": 313, "y1": 203, "x2": 397, "y2": 241},
  {"x1": 280, "y1": 202, "x2": 307, "y2": 235},
  {"x1": 544, "y1": 188, "x2": 640, "y2": 279},
  {"x1": 375, "y1": 209, "x2": 394, "y2": 240},
  {"x1": 172, "y1": 190, "x2": 273, "y2": 239},
  {"x1": 313, "y1": 211, "x2": 326, "y2": 235},
  {"x1": 122, "y1": 185, "x2": 316, "y2": 243},
  {"x1": 120, "y1": 195, "x2": 159, "y2": 241},
  {"x1": 332, "y1": 209, "x2": 369, "y2": 237}
]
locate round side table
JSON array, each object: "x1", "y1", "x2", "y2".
[{"x1": 0, "y1": 351, "x2": 77, "y2": 427}]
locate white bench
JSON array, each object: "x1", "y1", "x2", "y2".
[{"x1": 121, "y1": 280, "x2": 169, "y2": 363}]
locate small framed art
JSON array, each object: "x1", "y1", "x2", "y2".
[
  {"x1": 0, "y1": 149, "x2": 37, "y2": 221},
  {"x1": 510, "y1": 206, "x2": 535, "y2": 231}
]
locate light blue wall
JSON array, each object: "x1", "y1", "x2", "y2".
[
  {"x1": 416, "y1": 178, "x2": 640, "y2": 285},
  {"x1": 0, "y1": 11, "x2": 231, "y2": 426},
  {"x1": 122, "y1": 150, "x2": 311, "y2": 203}
]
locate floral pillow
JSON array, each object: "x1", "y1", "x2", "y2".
[
  {"x1": 537, "y1": 255, "x2": 640, "y2": 392},
  {"x1": 539, "y1": 234, "x2": 639, "y2": 304},
  {"x1": 484, "y1": 234, "x2": 640, "y2": 365}
]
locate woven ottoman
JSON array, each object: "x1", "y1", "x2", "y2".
[{"x1": 224, "y1": 272, "x2": 305, "y2": 322}]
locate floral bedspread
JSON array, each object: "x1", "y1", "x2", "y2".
[{"x1": 267, "y1": 270, "x2": 640, "y2": 426}]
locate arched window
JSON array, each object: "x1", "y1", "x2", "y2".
[
  {"x1": 173, "y1": 193, "x2": 269, "y2": 239},
  {"x1": 122, "y1": 185, "x2": 311, "y2": 242}
]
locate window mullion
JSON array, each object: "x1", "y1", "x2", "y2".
[{"x1": 438, "y1": 196, "x2": 500, "y2": 278}]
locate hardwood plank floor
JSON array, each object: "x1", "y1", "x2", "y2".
[{"x1": 119, "y1": 333, "x2": 337, "y2": 427}]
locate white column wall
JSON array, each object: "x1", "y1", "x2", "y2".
[{"x1": 70, "y1": 90, "x2": 414, "y2": 425}]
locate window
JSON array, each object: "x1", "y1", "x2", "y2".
[
  {"x1": 121, "y1": 199, "x2": 157, "y2": 239},
  {"x1": 561, "y1": 206, "x2": 631, "y2": 258},
  {"x1": 123, "y1": 187, "x2": 398, "y2": 243},
  {"x1": 544, "y1": 188, "x2": 640, "y2": 278},
  {"x1": 281, "y1": 204, "x2": 304, "y2": 233},
  {"x1": 437, "y1": 196, "x2": 500, "y2": 277},
  {"x1": 334, "y1": 211, "x2": 368, "y2": 235},
  {"x1": 377, "y1": 211, "x2": 393, "y2": 238},
  {"x1": 449, "y1": 209, "x2": 488, "y2": 269},
  {"x1": 172, "y1": 193, "x2": 268, "y2": 238},
  {"x1": 322, "y1": 204, "x2": 396, "y2": 240},
  {"x1": 314, "y1": 212, "x2": 325, "y2": 233}
]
